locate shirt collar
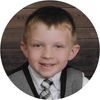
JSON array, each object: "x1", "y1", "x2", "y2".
[
  {"x1": 49, "y1": 71, "x2": 61, "y2": 90},
  {"x1": 28, "y1": 65, "x2": 61, "y2": 91},
  {"x1": 28, "y1": 65, "x2": 44, "y2": 91}
]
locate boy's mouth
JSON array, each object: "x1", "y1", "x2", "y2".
[{"x1": 39, "y1": 62, "x2": 56, "y2": 67}]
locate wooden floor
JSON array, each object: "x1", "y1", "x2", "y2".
[{"x1": 1, "y1": 1, "x2": 99, "y2": 79}]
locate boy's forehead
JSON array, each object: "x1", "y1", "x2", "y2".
[
  {"x1": 25, "y1": 22, "x2": 74, "y2": 44},
  {"x1": 27, "y1": 22, "x2": 73, "y2": 43},
  {"x1": 30, "y1": 22, "x2": 72, "y2": 32}
]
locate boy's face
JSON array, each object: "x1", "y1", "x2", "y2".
[{"x1": 21, "y1": 23, "x2": 80, "y2": 78}]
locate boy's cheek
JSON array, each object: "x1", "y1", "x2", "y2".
[{"x1": 27, "y1": 50, "x2": 40, "y2": 61}]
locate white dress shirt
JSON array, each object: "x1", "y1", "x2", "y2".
[{"x1": 28, "y1": 65, "x2": 88, "y2": 99}]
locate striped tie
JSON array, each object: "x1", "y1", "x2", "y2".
[{"x1": 40, "y1": 79, "x2": 53, "y2": 99}]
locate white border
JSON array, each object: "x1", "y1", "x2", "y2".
[{"x1": 0, "y1": 0, "x2": 100, "y2": 100}]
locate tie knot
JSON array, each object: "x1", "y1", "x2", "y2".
[{"x1": 41, "y1": 79, "x2": 53, "y2": 89}]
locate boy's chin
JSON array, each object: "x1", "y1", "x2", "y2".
[{"x1": 39, "y1": 71, "x2": 57, "y2": 79}]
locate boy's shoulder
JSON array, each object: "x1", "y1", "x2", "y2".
[
  {"x1": 64, "y1": 67, "x2": 83, "y2": 96},
  {"x1": 8, "y1": 61, "x2": 28, "y2": 75},
  {"x1": 8, "y1": 61, "x2": 28, "y2": 83},
  {"x1": 66, "y1": 67, "x2": 83, "y2": 84},
  {"x1": 9, "y1": 62, "x2": 33, "y2": 96},
  {"x1": 67, "y1": 67, "x2": 82, "y2": 77}
]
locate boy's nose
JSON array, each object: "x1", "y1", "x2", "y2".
[{"x1": 41, "y1": 47, "x2": 54, "y2": 59}]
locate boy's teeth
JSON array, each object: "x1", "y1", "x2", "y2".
[{"x1": 40, "y1": 63, "x2": 54, "y2": 66}]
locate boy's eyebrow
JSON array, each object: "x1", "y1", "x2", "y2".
[{"x1": 31, "y1": 39, "x2": 67, "y2": 44}]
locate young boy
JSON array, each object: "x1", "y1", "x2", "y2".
[{"x1": 9, "y1": 6, "x2": 88, "y2": 99}]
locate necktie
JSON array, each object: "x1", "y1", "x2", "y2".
[{"x1": 40, "y1": 79, "x2": 53, "y2": 99}]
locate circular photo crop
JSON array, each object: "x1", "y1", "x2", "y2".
[{"x1": 0, "y1": 0, "x2": 99, "y2": 99}]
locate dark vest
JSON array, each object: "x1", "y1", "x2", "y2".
[{"x1": 9, "y1": 62, "x2": 82, "y2": 98}]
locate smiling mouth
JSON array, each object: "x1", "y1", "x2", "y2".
[{"x1": 39, "y1": 63, "x2": 56, "y2": 67}]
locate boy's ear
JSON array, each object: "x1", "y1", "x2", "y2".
[
  {"x1": 68, "y1": 44, "x2": 80, "y2": 61},
  {"x1": 20, "y1": 41, "x2": 28, "y2": 58}
]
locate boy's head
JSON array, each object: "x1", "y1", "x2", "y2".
[{"x1": 20, "y1": 6, "x2": 80, "y2": 78}]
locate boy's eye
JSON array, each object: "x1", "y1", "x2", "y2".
[
  {"x1": 55, "y1": 45, "x2": 65, "y2": 48},
  {"x1": 32, "y1": 44, "x2": 42, "y2": 47}
]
